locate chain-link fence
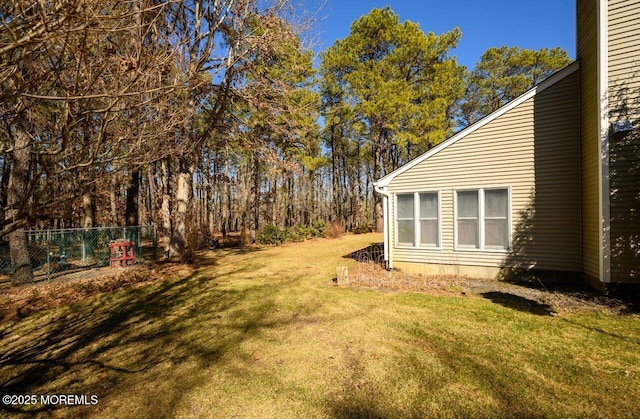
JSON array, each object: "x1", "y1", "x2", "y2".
[{"x1": 0, "y1": 226, "x2": 157, "y2": 281}]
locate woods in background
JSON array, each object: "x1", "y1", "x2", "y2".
[{"x1": 0, "y1": 3, "x2": 571, "y2": 284}]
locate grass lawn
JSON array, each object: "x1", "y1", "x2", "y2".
[{"x1": 1, "y1": 233, "x2": 639, "y2": 417}]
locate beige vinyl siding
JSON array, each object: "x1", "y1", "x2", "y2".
[
  {"x1": 609, "y1": 0, "x2": 640, "y2": 121},
  {"x1": 577, "y1": 0, "x2": 601, "y2": 281},
  {"x1": 387, "y1": 71, "x2": 581, "y2": 275},
  {"x1": 608, "y1": 0, "x2": 640, "y2": 282}
]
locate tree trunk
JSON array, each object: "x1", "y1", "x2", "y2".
[
  {"x1": 0, "y1": 155, "x2": 11, "y2": 224},
  {"x1": 170, "y1": 164, "x2": 193, "y2": 258},
  {"x1": 239, "y1": 155, "x2": 253, "y2": 245},
  {"x1": 330, "y1": 123, "x2": 339, "y2": 222},
  {"x1": 373, "y1": 141, "x2": 384, "y2": 233},
  {"x1": 7, "y1": 125, "x2": 33, "y2": 285},
  {"x1": 270, "y1": 176, "x2": 277, "y2": 225},
  {"x1": 221, "y1": 181, "x2": 228, "y2": 237},
  {"x1": 146, "y1": 163, "x2": 156, "y2": 227},
  {"x1": 82, "y1": 193, "x2": 97, "y2": 262},
  {"x1": 227, "y1": 182, "x2": 233, "y2": 233},
  {"x1": 251, "y1": 155, "x2": 259, "y2": 242},
  {"x1": 83, "y1": 194, "x2": 96, "y2": 228},
  {"x1": 340, "y1": 152, "x2": 348, "y2": 227},
  {"x1": 160, "y1": 158, "x2": 172, "y2": 256},
  {"x1": 9, "y1": 229, "x2": 31, "y2": 285},
  {"x1": 110, "y1": 172, "x2": 119, "y2": 225},
  {"x1": 125, "y1": 169, "x2": 140, "y2": 226},
  {"x1": 286, "y1": 171, "x2": 294, "y2": 227}
]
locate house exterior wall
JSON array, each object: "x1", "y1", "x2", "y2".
[
  {"x1": 385, "y1": 70, "x2": 581, "y2": 279},
  {"x1": 608, "y1": 0, "x2": 640, "y2": 283},
  {"x1": 577, "y1": 0, "x2": 602, "y2": 284}
]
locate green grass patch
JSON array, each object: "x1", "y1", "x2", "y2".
[{"x1": 1, "y1": 233, "x2": 639, "y2": 417}]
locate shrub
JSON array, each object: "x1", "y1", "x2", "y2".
[
  {"x1": 257, "y1": 221, "x2": 330, "y2": 246},
  {"x1": 353, "y1": 224, "x2": 372, "y2": 234},
  {"x1": 324, "y1": 221, "x2": 344, "y2": 239},
  {"x1": 257, "y1": 225, "x2": 284, "y2": 245},
  {"x1": 284, "y1": 225, "x2": 305, "y2": 242},
  {"x1": 311, "y1": 220, "x2": 326, "y2": 237}
]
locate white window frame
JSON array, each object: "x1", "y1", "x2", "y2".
[
  {"x1": 395, "y1": 193, "x2": 416, "y2": 247},
  {"x1": 394, "y1": 191, "x2": 441, "y2": 249},
  {"x1": 454, "y1": 187, "x2": 511, "y2": 252}
]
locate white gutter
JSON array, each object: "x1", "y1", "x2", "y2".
[{"x1": 373, "y1": 183, "x2": 392, "y2": 269}]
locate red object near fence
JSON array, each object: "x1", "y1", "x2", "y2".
[{"x1": 109, "y1": 241, "x2": 135, "y2": 267}]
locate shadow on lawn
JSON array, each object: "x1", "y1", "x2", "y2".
[
  {"x1": 343, "y1": 242, "x2": 386, "y2": 268},
  {"x1": 325, "y1": 322, "x2": 550, "y2": 418},
  {"x1": 324, "y1": 338, "x2": 407, "y2": 418},
  {"x1": 0, "y1": 256, "x2": 314, "y2": 416},
  {"x1": 190, "y1": 245, "x2": 264, "y2": 267},
  {"x1": 482, "y1": 293, "x2": 640, "y2": 344},
  {"x1": 391, "y1": 326, "x2": 557, "y2": 417},
  {"x1": 481, "y1": 291, "x2": 554, "y2": 315}
]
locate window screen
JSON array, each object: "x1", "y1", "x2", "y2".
[
  {"x1": 484, "y1": 189, "x2": 509, "y2": 249},
  {"x1": 457, "y1": 191, "x2": 479, "y2": 248},
  {"x1": 419, "y1": 193, "x2": 438, "y2": 247},
  {"x1": 456, "y1": 188, "x2": 509, "y2": 250},
  {"x1": 397, "y1": 194, "x2": 414, "y2": 245},
  {"x1": 396, "y1": 192, "x2": 439, "y2": 247}
]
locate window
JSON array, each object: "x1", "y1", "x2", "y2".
[
  {"x1": 419, "y1": 193, "x2": 439, "y2": 247},
  {"x1": 455, "y1": 188, "x2": 510, "y2": 250},
  {"x1": 484, "y1": 189, "x2": 509, "y2": 249},
  {"x1": 456, "y1": 191, "x2": 479, "y2": 248},
  {"x1": 396, "y1": 192, "x2": 440, "y2": 248},
  {"x1": 397, "y1": 194, "x2": 415, "y2": 246}
]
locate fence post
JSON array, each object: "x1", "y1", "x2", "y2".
[
  {"x1": 46, "y1": 241, "x2": 51, "y2": 281},
  {"x1": 82, "y1": 231, "x2": 86, "y2": 264}
]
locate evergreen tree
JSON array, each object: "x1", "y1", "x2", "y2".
[
  {"x1": 321, "y1": 7, "x2": 465, "y2": 231},
  {"x1": 460, "y1": 46, "x2": 572, "y2": 125}
]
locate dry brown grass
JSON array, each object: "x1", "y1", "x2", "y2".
[
  {"x1": 348, "y1": 261, "x2": 471, "y2": 294},
  {"x1": 0, "y1": 263, "x2": 194, "y2": 322}
]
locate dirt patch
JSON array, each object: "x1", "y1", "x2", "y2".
[{"x1": 347, "y1": 262, "x2": 638, "y2": 315}]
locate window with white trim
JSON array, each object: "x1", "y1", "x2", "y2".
[
  {"x1": 419, "y1": 193, "x2": 439, "y2": 247},
  {"x1": 396, "y1": 192, "x2": 440, "y2": 248},
  {"x1": 396, "y1": 194, "x2": 415, "y2": 246},
  {"x1": 484, "y1": 189, "x2": 509, "y2": 249},
  {"x1": 457, "y1": 191, "x2": 479, "y2": 248},
  {"x1": 455, "y1": 188, "x2": 510, "y2": 250}
]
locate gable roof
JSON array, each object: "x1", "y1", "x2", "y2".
[{"x1": 374, "y1": 61, "x2": 580, "y2": 188}]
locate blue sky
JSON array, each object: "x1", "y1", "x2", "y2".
[{"x1": 312, "y1": 0, "x2": 576, "y2": 69}]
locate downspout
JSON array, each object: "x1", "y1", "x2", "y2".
[{"x1": 373, "y1": 183, "x2": 392, "y2": 269}]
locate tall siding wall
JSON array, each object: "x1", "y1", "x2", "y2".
[
  {"x1": 386, "y1": 71, "x2": 581, "y2": 276},
  {"x1": 608, "y1": 0, "x2": 640, "y2": 282},
  {"x1": 577, "y1": 0, "x2": 601, "y2": 282}
]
